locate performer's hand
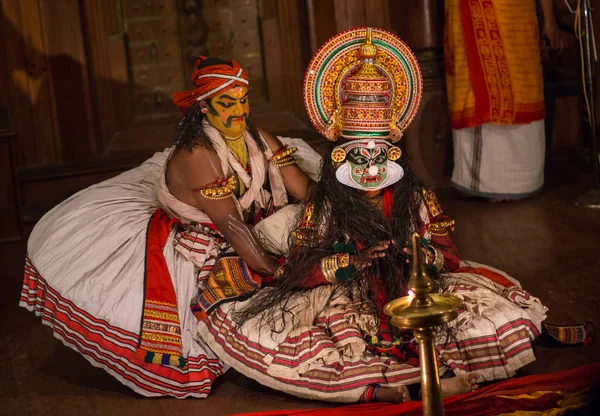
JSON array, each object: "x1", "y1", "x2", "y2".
[
  {"x1": 351, "y1": 240, "x2": 394, "y2": 270},
  {"x1": 543, "y1": 22, "x2": 567, "y2": 53}
]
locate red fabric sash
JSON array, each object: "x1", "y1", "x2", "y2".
[
  {"x1": 455, "y1": 266, "x2": 515, "y2": 288},
  {"x1": 234, "y1": 363, "x2": 600, "y2": 416},
  {"x1": 133, "y1": 209, "x2": 186, "y2": 368}
]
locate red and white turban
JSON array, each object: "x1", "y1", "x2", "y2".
[{"x1": 173, "y1": 56, "x2": 249, "y2": 113}]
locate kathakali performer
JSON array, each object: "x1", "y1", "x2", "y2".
[
  {"x1": 197, "y1": 28, "x2": 549, "y2": 403},
  {"x1": 19, "y1": 56, "x2": 322, "y2": 397}
]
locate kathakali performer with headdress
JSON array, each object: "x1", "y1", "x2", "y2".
[
  {"x1": 197, "y1": 28, "x2": 549, "y2": 403},
  {"x1": 19, "y1": 55, "x2": 322, "y2": 397}
]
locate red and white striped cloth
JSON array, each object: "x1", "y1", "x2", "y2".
[
  {"x1": 198, "y1": 262, "x2": 547, "y2": 402},
  {"x1": 20, "y1": 256, "x2": 224, "y2": 398}
]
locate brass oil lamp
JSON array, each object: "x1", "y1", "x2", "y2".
[{"x1": 384, "y1": 233, "x2": 461, "y2": 415}]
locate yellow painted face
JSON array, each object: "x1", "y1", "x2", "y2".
[{"x1": 205, "y1": 86, "x2": 249, "y2": 139}]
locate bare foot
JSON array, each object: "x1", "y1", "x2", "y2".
[
  {"x1": 440, "y1": 372, "x2": 480, "y2": 397},
  {"x1": 375, "y1": 385, "x2": 411, "y2": 403}
]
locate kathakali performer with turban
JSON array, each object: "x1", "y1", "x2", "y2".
[
  {"x1": 196, "y1": 28, "x2": 550, "y2": 404},
  {"x1": 19, "y1": 56, "x2": 322, "y2": 397}
]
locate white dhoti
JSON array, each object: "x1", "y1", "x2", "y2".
[{"x1": 451, "y1": 121, "x2": 546, "y2": 199}]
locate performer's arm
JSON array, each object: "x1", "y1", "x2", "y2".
[
  {"x1": 301, "y1": 262, "x2": 330, "y2": 288},
  {"x1": 428, "y1": 232, "x2": 460, "y2": 272},
  {"x1": 290, "y1": 241, "x2": 390, "y2": 288},
  {"x1": 258, "y1": 128, "x2": 315, "y2": 201},
  {"x1": 173, "y1": 146, "x2": 278, "y2": 275},
  {"x1": 420, "y1": 189, "x2": 460, "y2": 272}
]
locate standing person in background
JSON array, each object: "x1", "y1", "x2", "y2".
[{"x1": 445, "y1": 0, "x2": 567, "y2": 201}]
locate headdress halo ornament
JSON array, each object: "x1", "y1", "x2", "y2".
[{"x1": 303, "y1": 27, "x2": 423, "y2": 143}]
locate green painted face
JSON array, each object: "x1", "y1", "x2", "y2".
[{"x1": 346, "y1": 146, "x2": 389, "y2": 189}]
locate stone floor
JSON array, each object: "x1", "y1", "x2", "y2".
[{"x1": 1, "y1": 154, "x2": 599, "y2": 416}]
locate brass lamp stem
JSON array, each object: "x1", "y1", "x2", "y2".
[{"x1": 415, "y1": 328, "x2": 445, "y2": 416}]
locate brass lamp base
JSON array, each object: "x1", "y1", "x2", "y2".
[{"x1": 385, "y1": 294, "x2": 461, "y2": 329}]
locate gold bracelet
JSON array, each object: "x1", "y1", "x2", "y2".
[
  {"x1": 274, "y1": 265, "x2": 285, "y2": 280},
  {"x1": 272, "y1": 155, "x2": 294, "y2": 164},
  {"x1": 273, "y1": 158, "x2": 296, "y2": 168},
  {"x1": 431, "y1": 246, "x2": 444, "y2": 271},
  {"x1": 422, "y1": 247, "x2": 433, "y2": 264},
  {"x1": 271, "y1": 147, "x2": 298, "y2": 163},
  {"x1": 337, "y1": 253, "x2": 350, "y2": 269},
  {"x1": 320, "y1": 255, "x2": 338, "y2": 283}
]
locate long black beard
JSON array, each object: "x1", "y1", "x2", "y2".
[
  {"x1": 234, "y1": 142, "x2": 429, "y2": 330},
  {"x1": 173, "y1": 101, "x2": 265, "y2": 153}
]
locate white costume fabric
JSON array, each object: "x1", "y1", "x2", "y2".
[
  {"x1": 451, "y1": 121, "x2": 545, "y2": 199},
  {"x1": 20, "y1": 135, "x2": 322, "y2": 398}
]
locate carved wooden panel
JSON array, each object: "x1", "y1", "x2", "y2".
[
  {"x1": 2, "y1": 0, "x2": 313, "y2": 172},
  {"x1": 180, "y1": 0, "x2": 209, "y2": 78},
  {"x1": 202, "y1": 0, "x2": 267, "y2": 101},
  {"x1": 123, "y1": 0, "x2": 185, "y2": 117}
]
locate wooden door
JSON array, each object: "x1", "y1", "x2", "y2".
[
  {"x1": 0, "y1": 0, "x2": 314, "y2": 168},
  {"x1": 87, "y1": 0, "x2": 315, "y2": 159}
]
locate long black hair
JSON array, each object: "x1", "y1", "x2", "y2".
[{"x1": 234, "y1": 140, "x2": 441, "y2": 329}]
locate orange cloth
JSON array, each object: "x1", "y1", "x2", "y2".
[
  {"x1": 173, "y1": 56, "x2": 249, "y2": 112},
  {"x1": 444, "y1": 0, "x2": 545, "y2": 129}
]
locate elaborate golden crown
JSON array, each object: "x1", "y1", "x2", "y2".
[{"x1": 303, "y1": 27, "x2": 423, "y2": 143}]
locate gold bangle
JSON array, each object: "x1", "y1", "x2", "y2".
[
  {"x1": 274, "y1": 265, "x2": 285, "y2": 280},
  {"x1": 320, "y1": 255, "x2": 338, "y2": 283},
  {"x1": 273, "y1": 155, "x2": 294, "y2": 164},
  {"x1": 273, "y1": 158, "x2": 296, "y2": 168},
  {"x1": 431, "y1": 246, "x2": 444, "y2": 271},
  {"x1": 271, "y1": 147, "x2": 298, "y2": 163},
  {"x1": 337, "y1": 253, "x2": 350, "y2": 269}
]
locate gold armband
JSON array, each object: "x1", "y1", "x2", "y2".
[
  {"x1": 422, "y1": 188, "x2": 442, "y2": 217},
  {"x1": 427, "y1": 220, "x2": 456, "y2": 236},
  {"x1": 291, "y1": 204, "x2": 315, "y2": 247},
  {"x1": 197, "y1": 176, "x2": 236, "y2": 200}
]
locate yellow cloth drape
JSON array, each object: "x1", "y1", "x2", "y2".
[
  {"x1": 444, "y1": 0, "x2": 546, "y2": 129},
  {"x1": 225, "y1": 136, "x2": 249, "y2": 196}
]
